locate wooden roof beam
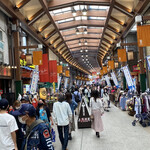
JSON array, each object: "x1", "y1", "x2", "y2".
[
  {"x1": 55, "y1": 41, "x2": 64, "y2": 49},
  {"x1": 103, "y1": 38, "x2": 112, "y2": 45},
  {"x1": 110, "y1": 16, "x2": 126, "y2": 26},
  {"x1": 48, "y1": 0, "x2": 110, "y2": 11},
  {"x1": 58, "y1": 20, "x2": 105, "y2": 30},
  {"x1": 44, "y1": 30, "x2": 57, "y2": 41},
  {"x1": 51, "y1": 36, "x2": 60, "y2": 44},
  {"x1": 105, "y1": 32, "x2": 115, "y2": 40},
  {"x1": 65, "y1": 37, "x2": 100, "y2": 42},
  {"x1": 27, "y1": 9, "x2": 45, "y2": 26},
  {"x1": 107, "y1": 25, "x2": 121, "y2": 36},
  {"x1": 37, "y1": 21, "x2": 51, "y2": 33},
  {"x1": 69, "y1": 45, "x2": 98, "y2": 49},
  {"x1": 53, "y1": 10, "x2": 108, "y2": 21},
  {"x1": 14, "y1": 0, "x2": 31, "y2": 10},
  {"x1": 114, "y1": 2, "x2": 134, "y2": 18}
]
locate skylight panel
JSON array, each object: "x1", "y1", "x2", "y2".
[
  {"x1": 74, "y1": 5, "x2": 80, "y2": 11},
  {"x1": 53, "y1": 9, "x2": 62, "y2": 14},
  {"x1": 82, "y1": 16, "x2": 87, "y2": 20},
  {"x1": 75, "y1": 16, "x2": 81, "y2": 21}
]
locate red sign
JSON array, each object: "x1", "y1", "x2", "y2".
[
  {"x1": 49, "y1": 60, "x2": 57, "y2": 83},
  {"x1": 39, "y1": 54, "x2": 49, "y2": 82}
]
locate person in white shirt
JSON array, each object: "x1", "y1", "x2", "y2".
[
  {"x1": 53, "y1": 94, "x2": 72, "y2": 150},
  {"x1": 0, "y1": 98, "x2": 18, "y2": 150},
  {"x1": 90, "y1": 91, "x2": 104, "y2": 138}
]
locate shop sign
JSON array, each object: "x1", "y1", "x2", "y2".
[
  {"x1": 20, "y1": 59, "x2": 35, "y2": 69},
  {"x1": 133, "y1": 65, "x2": 140, "y2": 72},
  {"x1": 0, "y1": 66, "x2": 11, "y2": 77},
  {"x1": 108, "y1": 60, "x2": 115, "y2": 70},
  {"x1": 33, "y1": 51, "x2": 43, "y2": 65},
  {"x1": 39, "y1": 88, "x2": 47, "y2": 100},
  {"x1": 78, "y1": 100, "x2": 91, "y2": 129}
]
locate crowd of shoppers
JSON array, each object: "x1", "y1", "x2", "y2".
[{"x1": 0, "y1": 84, "x2": 112, "y2": 150}]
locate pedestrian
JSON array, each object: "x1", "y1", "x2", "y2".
[
  {"x1": 73, "y1": 88, "x2": 81, "y2": 115},
  {"x1": 90, "y1": 91, "x2": 104, "y2": 138},
  {"x1": 53, "y1": 94, "x2": 72, "y2": 150},
  {"x1": 12, "y1": 103, "x2": 54, "y2": 150},
  {"x1": 87, "y1": 86, "x2": 91, "y2": 106},
  {"x1": 0, "y1": 98, "x2": 18, "y2": 150},
  {"x1": 36, "y1": 100, "x2": 54, "y2": 128},
  {"x1": 65, "y1": 92, "x2": 78, "y2": 140}
]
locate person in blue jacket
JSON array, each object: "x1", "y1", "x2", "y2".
[
  {"x1": 12, "y1": 103, "x2": 54, "y2": 150},
  {"x1": 65, "y1": 91, "x2": 78, "y2": 140}
]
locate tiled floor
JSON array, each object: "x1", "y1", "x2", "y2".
[{"x1": 53, "y1": 104, "x2": 150, "y2": 150}]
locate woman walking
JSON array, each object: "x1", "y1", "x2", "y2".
[{"x1": 90, "y1": 90, "x2": 104, "y2": 138}]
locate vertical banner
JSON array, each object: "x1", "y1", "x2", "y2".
[
  {"x1": 105, "y1": 75, "x2": 111, "y2": 87},
  {"x1": 111, "y1": 72, "x2": 119, "y2": 88},
  {"x1": 64, "y1": 77, "x2": 69, "y2": 89},
  {"x1": 122, "y1": 66, "x2": 135, "y2": 90},
  {"x1": 39, "y1": 54, "x2": 49, "y2": 82},
  {"x1": 58, "y1": 76, "x2": 62, "y2": 90},
  {"x1": 100, "y1": 70, "x2": 103, "y2": 76},
  {"x1": 65, "y1": 70, "x2": 70, "y2": 77},
  {"x1": 33, "y1": 51, "x2": 43, "y2": 65},
  {"x1": 49, "y1": 60, "x2": 58, "y2": 83},
  {"x1": 118, "y1": 49, "x2": 127, "y2": 62},
  {"x1": 146, "y1": 55, "x2": 150, "y2": 71},
  {"x1": 30, "y1": 70, "x2": 39, "y2": 94}
]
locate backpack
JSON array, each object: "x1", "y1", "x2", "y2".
[
  {"x1": 39, "y1": 108, "x2": 50, "y2": 129},
  {"x1": 74, "y1": 93, "x2": 80, "y2": 103}
]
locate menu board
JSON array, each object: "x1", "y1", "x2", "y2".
[
  {"x1": 122, "y1": 66, "x2": 135, "y2": 90},
  {"x1": 111, "y1": 72, "x2": 120, "y2": 88},
  {"x1": 105, "y1": 75, "x2": 111, "y2": 87}
]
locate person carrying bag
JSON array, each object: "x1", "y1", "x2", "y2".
[{"x1": 90, "y1": 90, "x2": 104, "y2": 138}]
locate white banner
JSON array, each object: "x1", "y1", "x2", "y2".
[
  {"x1": 111, "y1": 72, "x2": 119, "y2": 88},
  {"x1": 122, "y1": 66, "x2": 135, "y2": 90},
  {"x1": 105, "y1": 75, "x2": 111, "y2": 87},
  {"x1": 58, "y1": 76, "x2": 62, "y2": 90},
  {"x1": 30, "y1": 70, "x2": 39, "y2": 94},
  {"x1": 64, "y1": 77, "x2": 69, "y2": 89}
]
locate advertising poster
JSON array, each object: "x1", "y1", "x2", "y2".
[
  {"x1": 146, "y1": 55, "x2": 150, "y2": 71},
  {"x1": 122, "y1": 66, "x2": 135, "y2": 90},
  {"x1": 30, "y1": 70, "x2": 39, "y2": 94},
  {"x1": 105, "y1": 75, "x2": 111, "y2": 87},
  {"x1": 111, "y1": 72, "x2": 120, "y2": 88}
]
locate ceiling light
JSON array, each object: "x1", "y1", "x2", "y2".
[
  {"x1": 76, "y1": 28, "x2": 80, "y2": 35},
  {"x1": 80, "y1": 50, "x2": 83, "y2": 52},
  {"x1": 72, "y1": 7, "x2": 77, "y2": 16},
  {"x1": 82, "y1": 7, "x2": 87, "y2": 16},
  {"x1": 79, "y1": 40, "x2": 81, "y2": 46},
  {"x1": 86, "y1": 59, "x2": 88, "y2": 61},
  {"x1": 85, "y1": 49, "x2": 88, "y2": 52},
  {"x1": 81, "y1": 55, "x2": 84, "y2": 57},
  {"x1": 84, "y1": 28, "x2": 87, "y2": 34},
  {"x1": 86, "y1": 55, "x2": 88, "y2": 57},
  {"x1": 85, "y1": 40, "x2": 87, "y2": 45}
]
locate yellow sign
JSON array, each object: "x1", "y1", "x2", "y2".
[{"x1": 39, "y1": 88, "x2": 47, "y2": 100}]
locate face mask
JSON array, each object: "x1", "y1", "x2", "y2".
[{"x1": 18, "y1": 116, "x2": 26, "y2": 124}]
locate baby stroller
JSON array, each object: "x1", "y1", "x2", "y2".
[{"x1": 132, "y1": 112, "x2": 150, "y2": 127}]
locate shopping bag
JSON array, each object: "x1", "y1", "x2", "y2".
[{"x1": 51, "y1": 128, "x2": 56, "y2": 142}]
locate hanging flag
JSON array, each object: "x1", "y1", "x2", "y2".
[
  {"x1": 103, "y1": 66, "x2": 107, "y2": 74},
  {"x1": 108, "y1": 60, "x2": 115, "y2": 70},
  {"x1": 137, "y1": 25, "x2": 150, "y2": 47},
  {"x1": 65, "y1": 70, "x2": 70, "y2": 77},
  {"x1": 57, "y1": 65, "x2": 62, "y2": 73},
  {"x1": 39, "y1": 54, "x2": 49, "y2": 82},
  {"x1": 49, "y1": 60, "x2": 57, "y2": 83},
  {"x1": 118, "y1": 49, "x2": 127, "y2": 62},
  {"x1": 33, "y1": 51, "x2": 43, "y2": 65},
  {"x1": 111, "y1": 72, "x2": 120, "y2": 88}
]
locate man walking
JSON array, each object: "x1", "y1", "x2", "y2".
[
  {"x1": 0, "y1": 98, "x2": 18, "y2": 150},
  {"x1": 53, "y1": 94, "x2": 72, "y2": 150}
]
